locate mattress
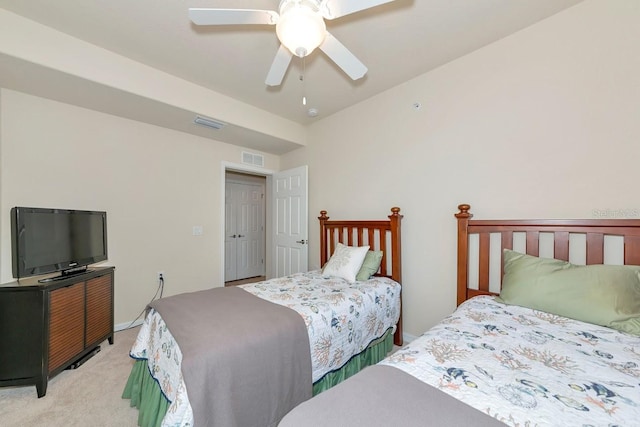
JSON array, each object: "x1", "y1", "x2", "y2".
[{"x1": 129, "y1": 270, "x2": 401, "y2": 426}]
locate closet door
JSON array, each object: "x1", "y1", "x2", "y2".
[
  {"x1": 225, "y1": 180, "x2": 265, "y2": 282},
  {"x1": 235, "y1": 182, "x2": 264, "y2": 280}
]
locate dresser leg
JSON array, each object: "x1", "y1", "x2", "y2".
[{"x1": 36, "y1": 378, "x2": 48, "y2": 398}]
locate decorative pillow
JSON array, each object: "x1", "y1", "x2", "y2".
[
  {"x1": 356, "y1": 250, "x2": 383, "y2": 281},
  {"x1": 322, "y1": 243, "x2": 370, "y2": 283},
  {"x1": 497, "y1": 249, "x2": 640, "y2": 335}
]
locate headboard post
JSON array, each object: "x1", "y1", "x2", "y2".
[
  {"x1": 318, "y1": 210, "x2": 330, "y2": 267},
  {"x1": 389, "y1": 207, "x2": 403, "y2": 284},
  {"x1": 389, "y1": 207, "x2": 403, "y2": 345},
  {"x1": 455, "y1": 204, "x2": 472, "y2": 306}
]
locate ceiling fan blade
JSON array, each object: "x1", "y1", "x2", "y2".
[
  {"x1": 188, "y1": 8, "x2": 278, "y2": 26},
  {"x1": 319, "y1": 32, "x2": 367, "y2": 81},
  {"x1": 321, "y1": 0, "x2": 396, "y2": 20},
  {"x1": 265, "y1": 45, "x2": 293, "y2": 86}
]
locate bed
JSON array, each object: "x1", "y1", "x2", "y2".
[
  {"x1": 122, "y1": 208, "x2": 403, "y2": 427},
  {"x1": 278, "y1": 204, "x2": 640, "y2": 426}
]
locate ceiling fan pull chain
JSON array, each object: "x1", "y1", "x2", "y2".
[{"x1": 301, "y1": 56, "x2": 307, "y2": 106}]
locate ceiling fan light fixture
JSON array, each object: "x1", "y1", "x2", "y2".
[{"x1": 276, "y1": 1, "x2": 326, "y2": 58}]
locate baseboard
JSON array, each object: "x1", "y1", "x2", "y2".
[{"x1": 403, "y1": 332, "x2": 418, "y2": 344}]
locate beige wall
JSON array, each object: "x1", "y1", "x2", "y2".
[
  {"x1": 281, "y1": 0, "x2": 640, "y2": 336},
  {"x1": 0, "y1": 89, "x2": 279, "y2": 327}
]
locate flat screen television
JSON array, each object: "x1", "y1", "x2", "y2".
[{"x1": 11, "y1": 207, "x2": 108, "y2": 282}]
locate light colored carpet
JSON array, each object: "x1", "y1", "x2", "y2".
[{"x1": 0, "y1": 327, "x2": 141, "y2": 426}]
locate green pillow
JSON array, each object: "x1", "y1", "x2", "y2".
[
  {"x1": 356, "y1": 250, "x2": 383, "y2": 281},
  {"x1": 497, "y1": 249, "x2": 640, "y2": 336}
]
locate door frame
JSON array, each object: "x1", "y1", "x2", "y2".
[{"x1": 220, "y1": 161, "x2": 275, "y2": 286}]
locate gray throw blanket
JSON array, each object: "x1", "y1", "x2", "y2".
[
  {"x1": 278, "y1": 365, "x2": 506, "y2": 427},
  {"x1": 149, "y1": 286, "x2": 312, "y2": 427}
]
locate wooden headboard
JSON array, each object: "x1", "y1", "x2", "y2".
[
  {"x1": 456, "y1": 203, "x2": 640, "y2": 306},
  {"x1": 318, "y1": 207, "x2": 403, "y2": 345}
]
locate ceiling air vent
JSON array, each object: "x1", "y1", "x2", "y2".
[
  {"x1": 242, "y1": 152, "x2": 264, "y2": 167},
  {"x1": 193, "y1": 115, "x2": 225, "y2": 130}
]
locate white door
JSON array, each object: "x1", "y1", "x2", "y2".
[
  {"x1": 225, "y1": 180, "x2": 265, "y2": 281},
  {"x1": 272, "y1": 165, "x2": 308, "y2": 277}
]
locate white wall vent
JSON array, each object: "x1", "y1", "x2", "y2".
[{"x1": 242, "y1": 152, "x2": 264, "y2": 167}]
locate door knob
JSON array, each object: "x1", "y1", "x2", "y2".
[
  {"x1": 238, "y1": 234, "x2": 245, "y2": 238},
  {"x1": 296, "y1": 239, "x2": 308, "y2": 244},
  {"x1": 230, "y1": 234, "x2": 237, "y2": 238}
]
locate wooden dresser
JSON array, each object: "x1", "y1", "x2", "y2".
[{"x1": 0, "y1": 266, "x2": 114, "y2": 397}]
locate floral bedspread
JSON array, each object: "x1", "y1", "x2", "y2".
[
  {"x1": 240, "y1": 270, "x2": 401, "y2": 382},
  {"x1": 381, "y1": 296, "x2": 640, "y2": 426},
  {"x1": 129, "y1": 270, "x2": 401, "y2": 427}
]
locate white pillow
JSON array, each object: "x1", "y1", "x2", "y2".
[{"x1": 322, "y1": 243, "x2": 370, "y2": 283}]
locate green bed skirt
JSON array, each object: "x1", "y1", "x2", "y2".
[
  {"x1": 122, "y1": 358, "x2": 170, "y2": 427},
  {"x1": 312, "y1": 328, "x2": 394, "y2": 394},
  {"x1": 122, "y1": 328, "x2": 394, "y2": 426}
]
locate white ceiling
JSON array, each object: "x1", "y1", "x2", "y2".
[{"x1": 0, "y1": 0, "x2": 583, "y2": 153}]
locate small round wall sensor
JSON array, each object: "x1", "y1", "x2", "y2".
[
  {"x1": 412, "y1": 102, "x2": 422, "y2": 110},
  {"x1": 307, "y1": 108, "x2": 319, "y2": 117}
]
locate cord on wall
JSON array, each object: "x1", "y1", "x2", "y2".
[
  {"x1": 122, "y1": 273, "x2": 165, "y2": 330},
  {"x1": 157, "y1": 274, "x2": 165, "y2": 299}
]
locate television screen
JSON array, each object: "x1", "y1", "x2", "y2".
[{"x1": 11, "y1": 207, "x2": 108, "y2": 280}]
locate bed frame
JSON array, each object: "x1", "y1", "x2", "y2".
[
  {"x1": 319, "y1": 207, "x2": 403, "y2": 345},
  {"x1": 456, "y1": 203, "x2": 640, "y2": 305}
]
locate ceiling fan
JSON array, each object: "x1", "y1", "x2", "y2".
[{"x1": 189, "y1": 0, "x2": 397, "y2": 86}]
